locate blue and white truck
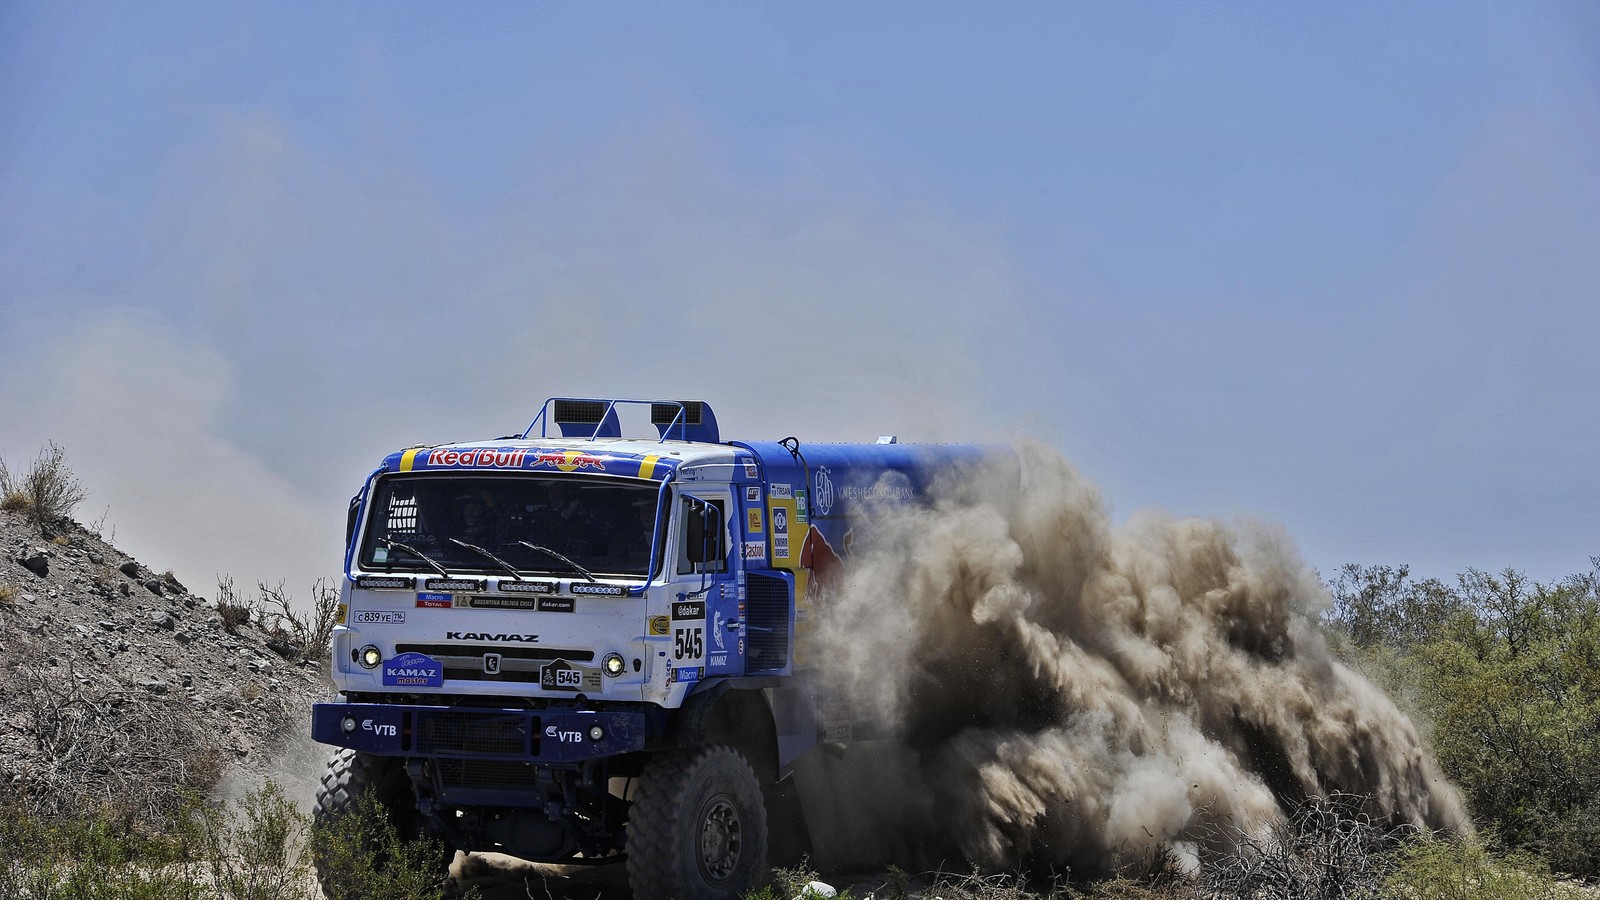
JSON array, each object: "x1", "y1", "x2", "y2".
[{"x1": 310, "y1": 399, "x2": 990, "y2": 898}]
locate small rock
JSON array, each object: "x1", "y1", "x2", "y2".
[
  {"x1": 175, "y1": 630, "x2": 194, "y2": 645},
  {"x1": 17, "y1": 552, "x2": 48, "y2": 578},
  {"x1": 118, "y1": 582, "x2": 129, "y2": 597},
  {"x1": 266, "y1": 639, "x2": 300, "y2": 660},
  {"x1": 119, "y1": 560, "x2": 141, "y2": 578},
  {"x1": 143, "y1": 579, "x2": 163, "y2": 597},
  {"x1": 181, "y1": 673, "x2": 193, "y2": 687},
  {"x1": 795, "y1": 882, "x2": 837, "y2": 900},
  {"x1": 97, "y1": 620, "x2": 117, "y2": 631},
  {"x1": 143, "y1": 681, "x2": 169, "y2": 695},
  {"x1": 150, "y1": 611, "x2": 177, "y2": 631}
]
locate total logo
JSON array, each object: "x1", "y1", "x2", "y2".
[
  {"x1": 535, "y1": 450, "x2": 606, "y2": 473},
  {"x1": 545, "y1": 724, "x2": 584, "y2": 744}
]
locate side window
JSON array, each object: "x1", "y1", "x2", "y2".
[{"x1": 677, "y1": 496, "x2": 727, "y2": 575}]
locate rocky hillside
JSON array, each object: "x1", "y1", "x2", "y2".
[{"x1": 0, "y1": 507, "x2": 330, "y2": 819}]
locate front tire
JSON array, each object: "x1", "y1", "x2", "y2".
[
  {"x1": 313, "y1": 749, "x2": 452, "y2": 898},
  {"x1": 627, "y1": 745, "x2": 768, "y2": 900}
]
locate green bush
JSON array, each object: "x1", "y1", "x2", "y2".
[
  {"x1": 1327, "y1": 562, "x2": 1600, "y2": 878},
  {"x1": 310, "y1": 791, "x2": 469, "y2": 900},
  {"x1": 1385, "y1": 836, "x2": 1586, "y2": 900}
]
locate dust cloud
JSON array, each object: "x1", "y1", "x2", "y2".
[{"x1": 793, "y1": 443, "x2": 1466, "y2": 876}]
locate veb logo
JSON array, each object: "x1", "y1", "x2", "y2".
[{"x1": 814, "y1": 467, "x2": 835, "y2": 516}]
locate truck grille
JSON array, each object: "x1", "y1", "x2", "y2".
[
  {"x1": 395, "y1": 644, "x2": 593, "y2": 683},
  {"x1": 434, "y1": 759, "x2": 543, "y2": 790},
  {"x1": 745, "y1": 572, "x2": 790, "y2": 674},
  {"x1": 414, "y1": 711, "x2": 533, "y2": 756}
]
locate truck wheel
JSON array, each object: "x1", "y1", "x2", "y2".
[
  {"x1": 313, "y1": 749, "x2": 451, "y2": 897},
  {"x1": 627, "y1": 745, "x2": 768, "y2": 900}
]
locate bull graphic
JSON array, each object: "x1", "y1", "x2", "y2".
[{"x1": 799, "y1": 525, "x2": 851, "y2": 593}]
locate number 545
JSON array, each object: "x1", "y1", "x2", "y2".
[{"x1": 674, "y1": 627, "x2": 703, "y2": 660}]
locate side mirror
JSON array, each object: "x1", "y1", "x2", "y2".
[
  {"x1": 346, "y1": 495, "x2": 362, "y2": 549},
  {"x1": 685, "y1": 498, "x2": 724, "y2": 565}
]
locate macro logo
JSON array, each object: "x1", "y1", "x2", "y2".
[
  {"x1": 534, "y1": 450, "x2": 606, "y2": 473},
  {"x1": 813, "y1": 466, "x2": 835, "y2": 516}
]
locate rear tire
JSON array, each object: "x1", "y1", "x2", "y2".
[{"x1": 627, "y1": 745, "x2": 768, "y2": 900}]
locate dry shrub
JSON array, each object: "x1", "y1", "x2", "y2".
[
  {"x1": 1195, "y1": 794, "x2": 1402, "y2": 900},
  {"x1": 0, "y1": 634, "x2": 223, "y2": 828},
  {"x1": 0, "y1": 442, "x2": 89, "y2": 535},
  {"x1": 216, "y1": 574, "x2": 257, "y2": 633},
  {"x1": 256, "y1": 577, "x2": 341, "y2": 666}
]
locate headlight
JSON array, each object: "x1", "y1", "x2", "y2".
[
  {"x1": 341, "y1": 716, "x2": 358, "y2": 733},
  {"x1": 603, "y1": 653, "x2": 625, "y2": 677},
  {"x1": 359, "y1": 645, "x2": 382, "y2": 669},
  {"x1": 588, "y1": 725, "x2": 605, "y2": 741}
]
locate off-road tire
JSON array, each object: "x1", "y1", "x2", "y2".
[
  {"x1": 313, "y1": 749, "x2": 451, "y2": 898},
  {"x1": 627, "y1": 744, "x2": 768, "y2": 900}
]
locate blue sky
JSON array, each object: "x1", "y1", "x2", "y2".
[{"x1": 2, "y1": 2, "x2": 1597, "y2": 596}]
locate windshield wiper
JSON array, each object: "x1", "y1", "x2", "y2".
[
  {"x1": 449, "y1": 538, "x2": 533, "y2": 582},
  {"x1": 379, "y1": 538, "x2": 449, "y2": 577},
  {"x1": 515, "y1": 540, "x2": 597, "y2": 582}
]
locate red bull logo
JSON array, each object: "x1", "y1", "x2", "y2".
[
  {"x1": 425, "y1": 448, "x2": 529, "y2": 468},
  {"x1": 534, "y1": 450, "x2": 606, "y2": 473}
]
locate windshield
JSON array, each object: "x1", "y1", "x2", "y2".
[{"x1": 359, "y1": 474, "x2": 664, "y2": 579}]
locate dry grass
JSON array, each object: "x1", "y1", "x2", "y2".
[
  {"x1": 0, "y1": 634, "x2": 224, "y2": 828},
  {"x1": 0, "y1": 442, "x2": 89, "y2": 535}
]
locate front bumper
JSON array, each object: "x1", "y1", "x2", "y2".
[{"x1": 311, "y1": 702, "x2": 648, "y2": 763}]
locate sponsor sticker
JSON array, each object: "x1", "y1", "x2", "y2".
[
  {"x1": 746, "y1": 508, "x2": 763, "y2": 534},
  {"x1": 745, "y1": 486, "x2": 761, "y2": 503},
  {"x1": 672, "y1": 666, "x2": 703, "y2": 684},
  {"x1": 353, "y1": 610, "x2": 406, "y2": 625},
  {"x1": 382, "y1": 652, "x2": 443, "y2": 688},
  {"x1": 529, "y1": 450, "x2": 606, "y2": 472},
  {"x1": 416, "y1": 592, "x2": 453, "y2": 609},
  {"x1": 743, "y1": 540, "x2": 766, "y2": 562},
  {"x1": 648, "y1": 615, "x2": 670, "y2": 636},
  {"x1": 537, "y1": 596, "x2": 576, "y2": 613},
  {"x1": 336, "y1": 604, "x2": 348, "y2": 624},
  {"x1": 672, "y1": 600, "x2": 706, "y2": 620},
  {"x1": 424, "y1": 447, "x2": 529, "y2": 469},
  {"x1": 455, "y1": 594, "x2": 535, "y2": 610},
  {"x1": 742, "y1": 461, "x2": 759, "y2": 479},
  {"x1": 709, "y1": 652, "x2": 728, "y2": 667},
  {"x1": 813, "y1": 467, "x2": 835, "y2": 516},
  {"x1": 795, "y1": 490, "x2": 808, "y2": 522}
]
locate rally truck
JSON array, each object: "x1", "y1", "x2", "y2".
[{"x1": 310, "y1": 398, "x2": 988, "y2": 898}]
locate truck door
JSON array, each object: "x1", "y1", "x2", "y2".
[{"x1": 670, "y1": 487, "x2": 733, "y2": 686}]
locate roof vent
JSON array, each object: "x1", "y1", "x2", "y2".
[
  {"x1": 652, "y1": 401, "x2": 718, "y2": 443},
  {"x1": 551, "y1": 400, "x2": 620, "y2": 439}
]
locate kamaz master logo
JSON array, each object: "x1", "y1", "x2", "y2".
[{"x1": 446, "y1": 632, "x2": 539, "y2": 642}]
